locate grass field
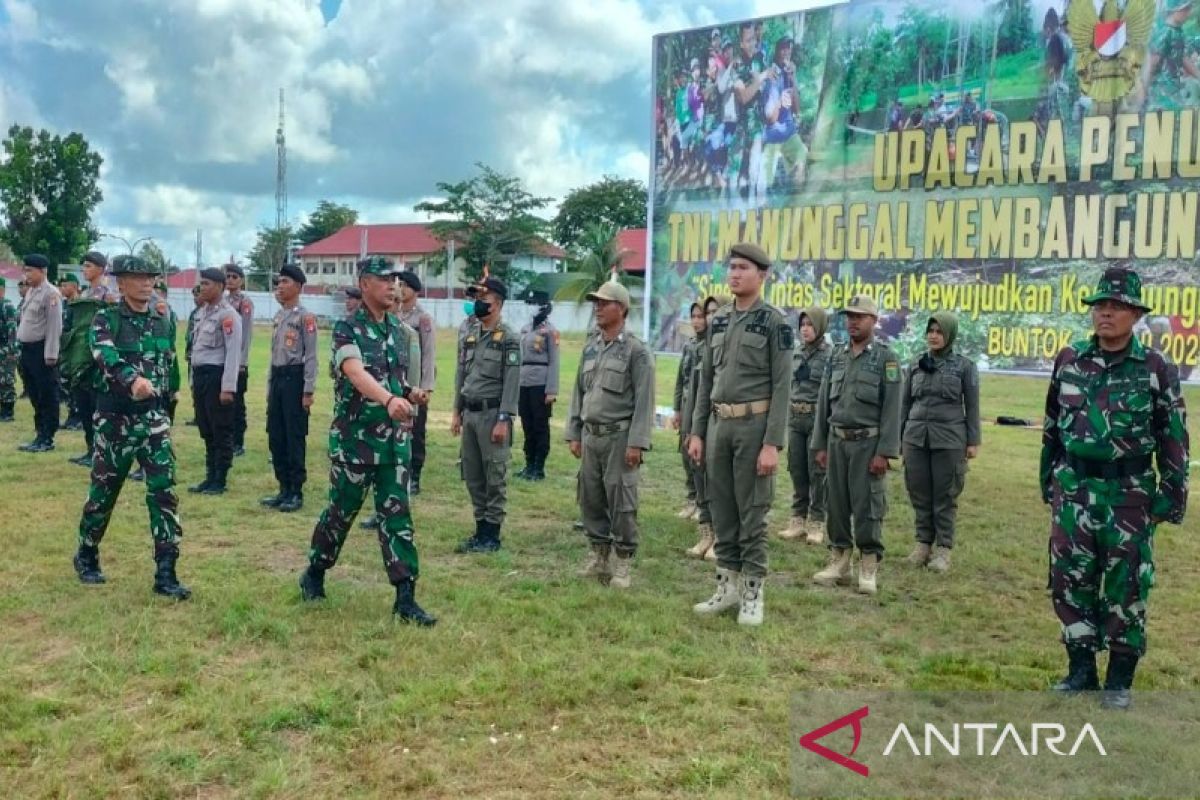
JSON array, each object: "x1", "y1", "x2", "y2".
[{"x1": 2, "y1": 325, "x2": 1198, "y2": 798}]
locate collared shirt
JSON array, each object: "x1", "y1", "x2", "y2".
[
  {"x1": 270, "y1": 304, "x2": 319, "y2": 394},
  {"x1": 565, "y1": 328, "x2": 655, "y2": 450},
  {"x1": 901, "y1": 349, "x2": 981, "y2": 450},
  {"x1": 1040, "y1": 335, "x2": 1189, "y2": 523},
  {"x1": 811, "y1": 338, "x2": 903, "y2": 459},
  {"x1": 190, "y1": 300, "x2": 242, "y2": 392},
  {"x1": 85, "y1": 282, "x2": 118, "y2": 304},
  {"x1": 519, "y1": 320, "x2": 560, "y2": 394},
  {"x1": 791, "y1": 339, "x2": 832, "y2": 407},
  {"x1": 454, "y1": 319, "x2": 520, "y2": 416},
  {"x1": 396, "y1": 302, "x2": 435, "y2": 391},
  {"x1": 227, "y1": 289, "x2": 254, "y2": 368},
  {"x1": 16, "y1": 281, "x2": 64, "y2": 359}
]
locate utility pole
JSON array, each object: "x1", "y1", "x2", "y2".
[
  {"x1": 195, "y1": 229, "x2": 203, "y2": 270},
  {"x1": 275, "y1": 88, "x2": 288, "y2": 269}
]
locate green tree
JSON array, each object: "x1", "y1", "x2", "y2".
[
  {"x1": 0, "y1": 125, "x2": 103, "y2": 277},
  {"x1": 548, "y1": 223, "x2": 644, "y2": 315},
  {"x1": 414, "y1": 163, "x2": 552, "y2": 285},
  {"x1": 551, "y1": 176, "x2": 646, "y2": 250},
  {"x1": 296, "y1": 200, "x2": 358, "y2": 246},
  {"x1": 247, "y1": 225, "x2": 295, "y2": 290},
  {"x1": 137, "y1": 240, "x2": 176, "y2": 275}
]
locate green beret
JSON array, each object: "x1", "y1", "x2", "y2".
[{"x1": 729, "y1": 242, "x2": 771, "y2": 269}]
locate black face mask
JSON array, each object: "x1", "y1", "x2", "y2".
[{"x1": 473, "y1": 299, "x2": 492, "y2": 318}]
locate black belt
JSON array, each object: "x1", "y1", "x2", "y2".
[
  {"x1": 584, "y1": 419, "x2": 631, "y2": 436},
  {"x1": 271, "y1": 364, "x2": 304, "y2": 375},
  {"x1": 1066, "y1": 454, "x2": 1153, "y2": 479},
  {"x1": 193, "y1": 364, "x2": 224, "y2": 372},
  {"x1": 96, "y1": 394, "x2": 162, "y2": 415},
  {"x1": 463, "y1": 397, "x2": 501, "y2": 412}
]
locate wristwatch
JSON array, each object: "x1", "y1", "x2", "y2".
[{"x1": 497, "y1": 412, "x2": 511, "y2": 422}]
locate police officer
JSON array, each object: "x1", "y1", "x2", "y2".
[
  {"x1": 183, "y1": 284, "x2": 203, "y2": 426},
  {"x1": 261, "y1": 263, "x2": 318, "y2": 513},
  {"x1": 395, "y1": 270, "x2": 435, "y2": 494},
  {"x1": 900, "y1": 311, "x2": 981, "y2": 573},
  {"x1": 299, "y1": 256, "x2": 435, "y2": 626},
  {"x1": 566, "y1": 281, "x2": 654, "y2": 588},
  {"x1": 673, "y1": 302, "x2": 703, "y2": 519},
  {"x1": 688, "y1": 243, "x2": 791, "y2": 626},
  {"x1": 0, "y1": 276, "x2": 17, "y2": 421},
  {"x1": 153, "y1": 280, "x2": 182, "y2": 424},
  {"x1": 1042, "y1": 267, "x2": 1189, "y2": 710},
  {"x1": 189, "y1": 268, "x2": 242, "y2": 495},
  {"x1": 517, "y1": 291, "x2": 560, "y2": 481},
  {"x1": 451, "y1": 276, "x2": 520, "y2": 553},
  {"x1": 778, "y1": 305, "x2": 833, "y2": 546},
  {"x1": 73, "y1": 255, "x2": 190, "y2": 600},
  {"x1": 224, "y1": 263, "x2": 254, "y2": 456},
  {"x1": 344, "y1": 286, "x2": 363, "y2": 316},
  {"x1": 811, "y1": 295, "x2": 902, "y2": 595},
  {"x1": 16, "y1": 254, "x2": 63, "y2": 452}
]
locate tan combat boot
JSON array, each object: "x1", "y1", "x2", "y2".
[
  {"x1": 906, "y1": 542, "x2": 932, "y2": 567},
  {"x1": 609, "y1": 552, "x2": 633, "y2": 589},
  {"x1": 676, "y1": 500, "x2": 697, "y2": 519},
  {"x1": 857, "y1": 553, "x2": 880, "y2": 595},
  {"x1": 686, "y1": 522, "x2": 716, "y2": 558},
  {"x1": 813, "y1": 548, "x2": 852, "y2": 586},
  {"x1": 777, "y1": 516, "x2": 806, "y2": 540},
  {"x1": 693, "y1": 567, "x2": 741, "y2": 615},
  {"x1": 805, "y1": 520, "x2": 826, "y2": 546},
  {"x1": 737, "y1": 576, "x2": 764, "y2": 626},
  {"x1": 578, "y1": 544, "x2": 611, "y2": 580},
  {"x1": 927, "y1": 546, "x2": 952, "y2": 573}
]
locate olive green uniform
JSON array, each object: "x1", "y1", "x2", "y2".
[
  {"x1": 455, "y1": 319, "x2": 521, "y2": 526},
  {"x1": 900, "y1": 313, "x2": 981, "y2": 550},
  {"x1": 691, "y1": 299, "x2": 792, "y2": 578},
  {"x1": 566, "y1": 328, "x2": 655, "y2": 555},
  {"x1": 788, "y1": 308, "x2": 832, "y2": 522},
  {"x1": 812, "y1": 339, "x2": 903, "y2": 557}
]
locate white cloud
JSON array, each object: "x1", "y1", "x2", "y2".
[
  {"x1": 132, "y1": 184, "x2": 233, "y2": 230},
  {"x1": 2, "y1": 0, "x2": 38, "y2": 40}
]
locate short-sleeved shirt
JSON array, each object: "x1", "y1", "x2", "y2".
[
  {"x1": 227, "y1": 290, "x2": 254, "y2": 368},
  {"x1": 16, "y1": 282, "x2": 63, "y2": 359},
  {"x1": 519, "y1": 321, "x2": 559, "y2": 393},
  {"x1": 271, "y1": 304, "x2": 319, "y2": 394}
]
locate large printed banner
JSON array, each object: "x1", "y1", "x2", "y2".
[{"x1": 649, "y1": 0, "x2": 1200, "y2": 375}]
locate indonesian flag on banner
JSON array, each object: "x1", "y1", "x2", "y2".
[{"x1": 1094, "y1": 19, "x2": 1126, "y2": 57}]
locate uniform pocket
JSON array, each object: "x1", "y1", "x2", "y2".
[
  {"x1": 752, "y1": 471, "x2": 776, "y2": 508},
  {"x1": 479, "y1": 347, "x2": 503, "y2": 377},
  {"x1": 711, "y1": 332, "x2": 726, "y2": 367},
  {"x1": 600, "y1": 365, "x2": 627, "y2": 393},
  {"x1": 737, "y1": 333, "x2": 768, "y2": 370},
  {"x1": 869, "y1": 473, "x2": 888, "y2": 520},
  {"x1": 618, "y1": 469, "x2": 639, "y2": 512},
  {"x1": 938, "y1": 371, "x2": 963, "y2": 402},
  {"x1": 854, "y1": 373, "x2": 882, "y2": 405}
]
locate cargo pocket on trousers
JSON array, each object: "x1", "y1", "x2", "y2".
[
  {"x1": 869, "y1": 474, "x2": 888, "y2": 521},
  {"x1": 618, "y1": 469, "x2": 639, "y2": 513},
  {"x1": 752, "y1": 472, "x2": 776, "y2": 509}
]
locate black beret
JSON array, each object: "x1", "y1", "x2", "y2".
[
  {"x1": 728, "y1": 242, "x2": 771, "y2": 269},
  {"x1": 23, "y1": 254, "x2": 50, "y2": 271},
  {"x1": 200, "y1": 267, "x2": 227, "y2": 283},
  {"x1": 223, "y1": 263, "x2": 245, "y2": 279},
  {"x1": 466, "y1": 275, "x2": 508, "y2": 300},
  {"x1": 82, "y1": 251, "x2": 108, "y2": 269},
  {"x1": 397, "y1": 270, "x2": 422, "y2": 292},
  {"x1": 279, "y1": 263, "x2": 306, "y2": 285},
  {"x1": 345, "y1": 287, "x2": 362, "y2": 300}
]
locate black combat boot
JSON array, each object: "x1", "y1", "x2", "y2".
[
  {"x1": 410, "y1": 467, "x2": 422, "y2": 496},
  {"x1": 299, "y1": 565, "x2": 327, "y2": 601},
  {"x1": 189, "y1": 454, "x2": 214, "y2": 493},
  {"x1": 455, "y1": 520, "x2": 487, "y2": 553},
  {"x1": 152, "y1": 551, "x2": 192, "y2": 600},
  {"x1": 460, "y1": 521, "x2": 502, "y2": 553},
  {"x1": 515, "y1": 462, "x2": 532, "y2": 480},
  {"x1": 0, "y1": 403, "x2": 14, "y2": 421},
  {"x1": 260, "y1": 484, "x2": 288, "y2": 508},
  {"x1": 73, "y1": 544, "x2": 106, "y2": 585},
  {"x1": 1101, "y1": 651, "x2": 1139, "y2": 710},
  {"x1": 530, "y1": 458, "x2": 546, "y2": 481},
  {"x1": 202, "y1": 468, "x2": 228, "y2": 495},
  {"x1": 278, "y1": 486, "x2": 303, "y2": 513},
  {"x1": 393, "y1": 578, "x2": 437, "y2": 626},
  {"x1": 1051, "y1": 645, "x2": 1100, "y2": 693}
]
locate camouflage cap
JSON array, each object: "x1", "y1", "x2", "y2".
[
  {"x1": 357, "y1": 255, "x2": 398, "y2": 277},
  {"x1": 840, "y1": 293, "x2": 880, "y2": 317},
  {"x1": 586, "y1": 280, "x2": 631, "y2": 309},
  {"x1": 1082, "y1": 267, "x2": 1153, "y2": 312},
  {"x1": 729, "y1": 241, "x2": 772, "y2": 269},
  {"x1": 111, "y1": 254, "x2": 159, "y2": 275},
  {"x1": 59, "y1": 273, "x2": 80, "y2": 285}
]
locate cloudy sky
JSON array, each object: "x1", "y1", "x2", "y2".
[{"x1": 0, "y1": 0, "x2": 825, "y2": 266}]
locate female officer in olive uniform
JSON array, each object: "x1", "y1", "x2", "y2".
[{"x1": 900, "y1": 311, "x2": 981, "y2": 572}]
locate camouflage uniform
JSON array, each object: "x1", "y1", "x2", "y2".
[
  {"x1": 1041, "y1": 267, "x2": 1189, "y2": 707},
  {"x1": 728, "y1": 51, "x2": 766, "y2": 192},
  {"x1": 74, "y1": 255, "x2": 189, "y2": 599},
  {"x1": 1147, "y1": 13, "x2": 1197, "y2": 110},
  {"x1": 0, "y1": 288, "x2": 16, "y2": 418}
]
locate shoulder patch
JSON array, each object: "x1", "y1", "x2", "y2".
[
  {"x1": 222, "y1": 316, "x2": 235, "y2": 336},
  {"x1": 420, "y1": 316, "x2": 432, "y2": 333},
  {"x1": 465, "y1": 335, "x2": 476, "y2": 345},
  {"x1": 884, "y1": 360, "x2": 900, "y2": 383},
  {"x1": 552, "y1": 329, "x2": 560, "y2": 346},
  {"x1": 777, "y1": 324, "x2": 794, "y2": 350},
  {"x1": 492, "y1": 330, "x2": 504, "y2": 342},
  {"x1": 506, "y1": 349, "x2": 519, "y2": 365},
  {"x1": 241, "y1": 299, "x2": 252, "y2": 314},
  {"x1": 48, "y1": 294, "x2": 59, "y2": 307},
  {"x1": 304, "y1": 314, "x2": 317, "y2": 333}
]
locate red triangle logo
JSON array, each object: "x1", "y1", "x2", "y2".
[{"x1": 798, "y1": 705, "x2": 870, "y2": 777}]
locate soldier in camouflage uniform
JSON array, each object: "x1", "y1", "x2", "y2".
[
  {"x1": 451, "y1": 276, "x2": 521, "y2": 553},
  {"x1": 73, "y1": 255, "x2": 190, "y2": 600},
  {"x1": 728, "y1": 22, "x2": 769, "y2": 204},
  {"x1": 672, "y1": 302, "x2": 704, "y2": 520},
  {"x1": 778, "y1": 306, "x2": 832, "y2": 546},
  {"x1": 688, "y1": 243, "x2": 791, "y2": 626},
  {"x1": 0, "y1": 277, "x2": 18, "y2": 421},
  {"x1": 1140, "y1": 0, "x2": 1200, "y2": 111},
  {"x1": 1041, "y1": 267, "x2": 1189, "y2": 710},
  {"x1": 299, "y1": 256, "x2": 435, "y2": 626}
]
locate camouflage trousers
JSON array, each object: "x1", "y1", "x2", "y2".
[
  {"x1": 78, "y1": 410, "x2": 182, "y2": 557},
  {"x1": 0, "y1": 354, "x2": 15, "y2": 406},
  {"x1": 1050, "y1": 490, "x2": 1156, "y2": 656},
  {"x1": 309, "y1": 459, "x2": 419, "y2": 583}
]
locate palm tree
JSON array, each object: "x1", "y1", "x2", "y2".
[{"x1": 550, "y1": 222, "x2": 644, "y2": 306}]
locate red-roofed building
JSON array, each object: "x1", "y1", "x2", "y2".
[
  {"x1": 294, "y1": 223, "x2": 566, "y2": 294},
  {"x1": 0, "y1": 262, "x2": 22, "y2": 289},
  {"x1": 616, "y1": 228, "x2": 647, "y2": 274}
]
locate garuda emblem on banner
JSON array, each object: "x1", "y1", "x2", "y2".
[{"x1": 1067, "y1": 0, "x2": 1155, "y2": 102}]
